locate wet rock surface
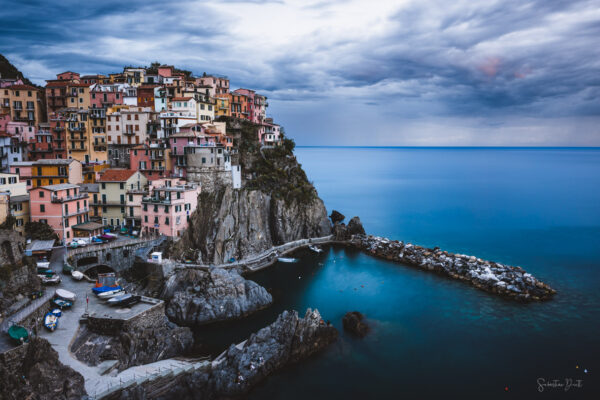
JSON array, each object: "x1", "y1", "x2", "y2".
[
  {"x1": 350, "y1": 235, "x2": 556, "y2": 301},
  {"x1": 108, "y1": 309, "x2": 337, "y2": 400},
  {"x1": 71, "y1": 317, "x2": 193, "y2": 371},
  {"x1": 162, "y1": 267, "x2": 273, "y2": 326},
  {"x1": 333, "y1": 215, "x2": 366, "y2": 241},
  {"x1": 342, "y1": 311, "x2": 369, "y2": 337},
  {"x1": 0, "y1": 338, "x2": 86, "y2": 400}
]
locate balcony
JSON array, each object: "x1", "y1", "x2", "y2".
[
  {"x1": 64, "y1": 207, "x2": 89, "y2": 218},
  {"x1": 69, "y1": 126, "x2": 86, "y2": 132},
  {"x1": 51, "y1": 193, "x2": 88, "y2": 203},
  {"x1": 123, "y1": 130, "x2": 136, "y2": 136},
  {"x1": 150, "y1": 153, "x2": 164, "y2": 160},
  {"x1": 69, "y1": 136, "x2": 87, "y2": 141},
  {"x1": 53, "y1": 127, "x2": 65, "y2": 132},
  {"x1": 69, "y1": 146, "x2": 88, "y2": 152},
  {"x1": 142, "y1": 196, "x2": 171, "y2": 205},
  {"x1": 93, "y1": 145, "x2": 107, "y2": 152},
  {"x1": 95, "y1": 200, "x2": 126, "y2": 206}
]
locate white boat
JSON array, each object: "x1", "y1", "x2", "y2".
[
  {"x1": 71, "y1": 271, "x2": 84, "y2": 281},
  {"x1": 308, "y1": 245, "x2": 323, "y2": 253},
  {"x1": 98, "y1": 288, "x2": 125, "y2": 299},
  {"x1": 277, "y1": 257, "x2": 298, "y2": 263},
  {"x1": 55, "y1": 288, "x2": 76, "y2": 301}
]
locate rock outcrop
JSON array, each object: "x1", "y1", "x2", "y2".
[
  {"x1": 351, "y1": 235, "x2": 556, "y2": 301},
  {"x1": 71, "y1": 316, "x2": 193, "y2": 371},
  {"x1": 106, "y1": 309, "x2": 337, "y2": 400},
  {"x1": 174, "y1": 187, "x2": 331, "y2": 264},
  {"x1": 342, "y1": 311, "x2": 369, "y2": 337},
  {"x1": 329, "y1": 210, "x2": 345, "y2": 224},
  {"x1": 0, "y1": 338, "x2": 86, "y2": 400},
  {"x1": 162, "y1": 267, "x2": 273, "y2": 326},
  {"x1": 333, "y1": 215, "x2": 365, "y2": 241}
]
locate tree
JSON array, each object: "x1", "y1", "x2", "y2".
[{"x1": 24, "y1": 222, "x2": 59, "y2": 241}]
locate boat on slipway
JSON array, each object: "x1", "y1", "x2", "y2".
[
  {"x1": 43, "y1": 312, "x2": 59, "y2": 331},
  {"x1": 308, "y1": 245, "x2": 324, "y2": 253},
  {"x1": 92, "y1": 273, "x2": 122, "y2": 295},
  {"x1": 277, "y1": 257, "x2": 298, "y2": 263},
  {"x1": 7, "y1": 325, "x2": 28, "y2": 345},
  {"x1": 98, "y1": 288, "x2": 125, "y2": 299}
]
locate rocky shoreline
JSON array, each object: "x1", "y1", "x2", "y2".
[{"x1": 349, "y1": 234, "x2": 556, "y2": 301}]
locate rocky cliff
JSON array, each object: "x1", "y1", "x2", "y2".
[
  {"x1": 106, "y1": 309, "x2": 337, "y2": 400},
  {"x1": 0, "y1": 338, "x2": 86, "y2": 400},
  {"x1": 71, "y1": 314, "x2": 193, "y2": 371},
  {"x1": 172, "y1": 118, "x2": 331, "y2": 264},
  {"x1": 162, "y1": 267, "x2": 272, "y2": 326}
]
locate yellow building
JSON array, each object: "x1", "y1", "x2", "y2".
[
  {"x1": 0, "y1": 173, "x2": 29, "y2": 234},
  {"x1": 83, "y1": 163, "x2": 110, "y2": 183},
  {"x1": 97, "y1": 169, "x2": 147, "y2": 228},
  {"x1": 214, "y1": 95, "x2": 230, "y2": 118},
  {"x1": 63, "y1": 108, "x2": 108, "y2": 164},
  {"x1": 31, "y1": 159, "x2": 83, "y2": 188},
  {"x1": 0, "y1": 84, "x2": 45, "y2": 127},
  {"x1": 123, "y1": 68, "x2": 145, "y2": 87}
]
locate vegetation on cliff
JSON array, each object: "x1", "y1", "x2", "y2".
[{"x1": 0, "y1": 54, "x2": 36, "y2": 86}]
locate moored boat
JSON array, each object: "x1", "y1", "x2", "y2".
[
  {"x1": 277, "y1": 257, "x2": 298, "y2": 263},
  {"x1": 51, "y1": 308, "x2": 62, "y2": 317},
  {"x1": 44, "y1": 312, "x2": 59, "y2": 331},
  {"x1": 98, "y1": 288, "x2": 125, "y2": 299},
  {"x1": 51, "y1": 297, "x2": 73, "y2": 309},
  {"x1": 71, "y1": 270, "x2": 84, "y2": 280},
  {"x1": 7, "y1": 325, "x2": 28, "y2": 345},
  {"x1": 92, "y1": 272, "x2": 121, "y2": 295},
  {"x1": 308, "y1": 245, "x2": 324, "y2": 253},
  {"x1": 107, "y1": 293, "x2": 141, "y2": 307},
  {"x1": 55, "y1": 289, "x2": 76, "y2": 302}
]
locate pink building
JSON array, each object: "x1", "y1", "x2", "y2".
[
  {"x1": 129, "y1": 143, "x2": 170, "y2": 181},
  {"x1": 29, "y1": 183, "x2": 90, "y2": 242},
  {"x1": 0, "y1": 113, "x2": 9, "y2": 131},
  {"x1": 90, "y1": 84, "x2": 126, "y2": 108},
  {"x1": 141, "y1": 178, "x2": 199, "y2": 237}
]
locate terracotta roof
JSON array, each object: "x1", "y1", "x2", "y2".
[
  {"x1": 45, "y1": 81, "x2": 70, "y2": 88},
  {"x1": 69, "y1": 83, "x2": 91, "y2": 87},
  {"x1": 139, "y1": 84, "x2": 160, "y2": 89},
  {"x1": 97, "y1": 169, "x2": 137, "y2": 182},
  {"x1": 171, "y1": 97, "x2": 192, "y2": 101},
  {"x1": 9, "y1": 84, "x2": 38, "y2": 90}
]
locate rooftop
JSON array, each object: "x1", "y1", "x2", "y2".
[
  {"x1": 98, "y1": 169, "x2": 137, "y2": 182},
  {"x1": 33, "y1": 159, "x2": 78, "y2": 165},
  {"x1": 39, "y1": 183, "x2": 80, "y2": 191},
  {"x1": 26, "y1": 239, "x2": 56, "y2": 252}
]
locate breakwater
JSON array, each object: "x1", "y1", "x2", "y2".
[{"x1": 349, "y1": 234, "x2": 556, "y2": 301}]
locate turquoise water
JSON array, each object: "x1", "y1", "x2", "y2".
[{"x1": 200, "y1": 148, "x2": 600, "y2": 399}]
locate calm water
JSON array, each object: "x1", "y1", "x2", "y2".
[{"x1": 198, "y1": 148, "x2": 600, "y2": 399}]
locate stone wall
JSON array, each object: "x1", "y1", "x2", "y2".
[
  {"x1": 87, "y1": 301, "x2": 165, "y2": 335},
  {"x1": 0, "y1": 230, "x2": 25, "y2": 266},
  {"x1": 108, "y1": 144, "x2": 134, "y2": 168},
  {"x1": 69, "y1": 239, "x2": 161, "y2": 273},
  {"x1": 185, "y1": 166, "x2": 232, "y2": 193}
]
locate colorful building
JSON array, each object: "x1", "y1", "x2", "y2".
[
  {"x1": 31, "y1": 159, "x2": 83, "y2": 188},
  {"x1": 141, "y1": 178, "x2": 200, "y2": 237},
  {"x1": 97, "y1": 169, "x2": 147, "y2": 228},
  {"x1": 29, "y1": 183, "x2": 90, "y2": 242},
  {"x1": 129, "y1": 143, "x2": 171, "y2": 180}
]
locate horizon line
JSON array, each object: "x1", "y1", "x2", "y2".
[{"x1": 295, "y1": 145, "x2": 600, "y2": 149}]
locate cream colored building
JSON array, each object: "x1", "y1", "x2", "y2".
[
  {"x1": 0, "y1": 173, "x2": 28, "y2": 234},
  {"x1": 97, "y1": 169, "x2": 147, "y2": 228}
]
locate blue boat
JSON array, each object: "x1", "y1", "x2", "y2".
[
  {"x1": 44, "y1": 312, "x2": 59, "y2": 331},
  {"x1": 92, "y1": 272, "x2": 121, "y2": 295},
  {"x1": 92, "y1": 285, "x2": 123, "y2": 295},
  {"x1": 51, "y1": 297, "x2": 73, "y2": 309},
  {"x1": 51, "y1": 309, "x2": 62, "y2": 317}
]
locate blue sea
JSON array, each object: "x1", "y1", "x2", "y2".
[{"x1": 201, "y1": 147, "x2": 600, "y2": 399}]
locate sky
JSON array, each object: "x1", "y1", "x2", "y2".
[{"x1": 1, "y1": 0, "x2": 599, "y2": 146}]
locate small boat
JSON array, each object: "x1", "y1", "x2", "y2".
[
  {"x1": 71, "y1": 270, "x2": 84, "y2": 281},
  {"x1": 51, "y1": 297, "x2": 73, "y2": 309},
  {"x1": 308, "y1": 245, "x2": 323, "y2": 253},
  {"x1": 93, "y1": 272, "x2": 121, "y2": 295},
  {"x1": 44, "y1": 312, "x2": 59, "y2": 331},
  {"x1": 277, "y1": 257, "x2": 298, "y2": 263},
  {"x1": 7, "y1": 325, "x2": 28, "y2": 345},
  {"x1": 98, "y1": 288, "x2": 125, "y2": 299},
  {"x1": 62, "y1": 262, "x2": 74, "y2": 274},
  {"x1": 55, "y1": 289, "x2": 76, "y2": 302},
  {"x1": 107, "y1": 293, "x2": 140, "y2": 307},
  {"x1": 51, "y1": 308, "x2": 62, "y2": 317}
]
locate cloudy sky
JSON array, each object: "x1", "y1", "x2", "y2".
[{"x1": 1, "y1": 0, "x2": 599, "y2": 145}]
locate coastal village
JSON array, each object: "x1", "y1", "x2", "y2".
[{"x1": 0, "y1": 64, "x2": 281, "y2": 241}]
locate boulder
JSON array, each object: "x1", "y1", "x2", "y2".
[
  {"x1": 347, "y1": 217, "x2": 366, "y2": 236},
  {"x1": 342, "y1": 311, "x2": 369, "y2": 337},
  {"x1": 329, "y1": 210, "x2": 345, "y2": 224}
]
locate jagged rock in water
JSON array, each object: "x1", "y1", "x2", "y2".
[
  {"x1": 0, "y1": 338, "x2": 86, "y2": 400},
  {"x1": 174, "y1": 186, "x2": 331, "y2": 264},
  {"x1": 71, "y1": 317, "x2": 193, "y2": 371},
  {"x1": 332, "y1": 215, "x2": 365, "y2": 241},
  {"x1": 162, "y1": 267, "x2": 273, "y2": 326},
  {"x1": 342, "y1": 311, "x2": 369, "y2": 337},
  {"x1": 329, "y1": 210, "x2": 345, "y2": 224},
  {"x1": 112, "y1": 309, "x2": 337, "y2": 399}
]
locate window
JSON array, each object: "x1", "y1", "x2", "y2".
[
  {"x1": 144, "y1": 215, "x2": 148, "y2": 223},
  {"x1": 143, "y1": 203, "x2": 147, "y2": 211},
  {"x1": 164, "y1": 205, "x2": 169, "y2": 212},
  {"x1": 101, "y1": 183, "x2": 106, "y2": 189},
  {"x1": 119, "y1": 182, "x2": 124, "y2": 190},
  {"x1": 153, "y1": 205, "x2": 158, "y2": 212},
  {"x1": 40, "y1": 204, "x2": 45, "y2": 212},
  {"x1": 165, "y1": 217, "x2": 170, "y2": 225},
  {"x1": 39, "y1": 191, "x2": 44, "y2": 198},
  {"x1": 65, "y1": 218, "x2": 69, "y2": 227},
  {"x1": 154, "y1": 216, "x2": 158, "y2": 224}
]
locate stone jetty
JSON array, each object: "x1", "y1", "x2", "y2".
[{"x1": 350, "y1": 234, "x2": 556, "y2": 301}]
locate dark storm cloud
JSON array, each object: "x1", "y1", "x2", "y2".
[{"x1": 0, "y1": 0, "x2": 598, "y2": 144}]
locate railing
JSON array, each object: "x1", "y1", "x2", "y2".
[
  {"x1": 64, "y1": 207, "x2": 89, "y2": 217},
  {"x1": 67, "y1": 236, "x2": 161, "y2": 257},
  {"x1": 94, "y1": 145, "x2": 107, "y2": 152},
  {"x1": 51, "y1": 193, "x2": 88, "y2": 203}
]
